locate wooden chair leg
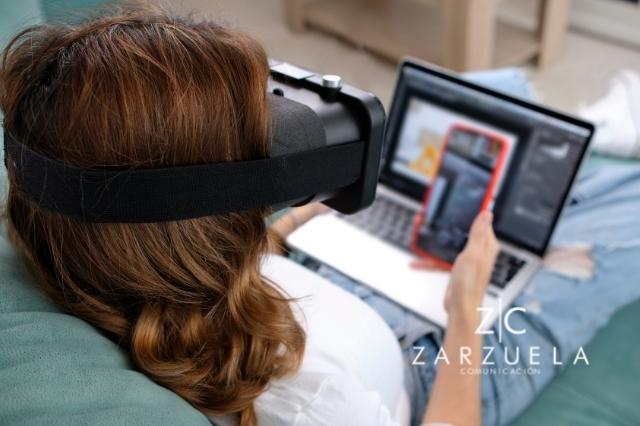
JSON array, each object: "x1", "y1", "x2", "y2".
[
  {"x1": 443, "y1": 0, "x2": 497, "y2": 72},
  {"x1": 537, "y1": 0, "x2": 572, "y2": 67},
  {"x1": 284, "y1": 0, "x2": 306, "y2": 32},
  {"x1": 366, "y1": 0, "x2": 388, "y2": 9}
]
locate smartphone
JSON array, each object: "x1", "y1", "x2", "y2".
[{"x1": 411, "y1": 123, "x2": 508, "y2": 269}]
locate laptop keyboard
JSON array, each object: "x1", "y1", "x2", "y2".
[
  {"x1": 490, "y1": 251, "x2": 526, "y2": 289},
  {"x1": 339, "y1": 195, "x2": 416, "y2": 251},
  {"x1": 339, "y1": 194, "x2": 527, "y2": 289}
]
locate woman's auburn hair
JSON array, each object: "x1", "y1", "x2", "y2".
[{"x1": 0, "y1": 7, "x2": 305, "y2": 425}]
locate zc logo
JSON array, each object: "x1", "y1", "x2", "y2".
[{"x1": 476, "y1": 302, "x2": 527, "y2": 343}]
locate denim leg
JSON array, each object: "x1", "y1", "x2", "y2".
[
  {"x1": 481, "y1": 165, "x2": 640, "y2": 425},
  {"x1": 406, "y1": 334, "x2": 439, "y2": 426}
]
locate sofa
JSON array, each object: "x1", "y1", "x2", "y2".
[{"x1": 1, "y1": 2, "x2": 639, "y2": 425}]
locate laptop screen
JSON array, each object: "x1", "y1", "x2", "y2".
[{"x1": 381, "y1": 62, "x2": 593, "y2": 256}]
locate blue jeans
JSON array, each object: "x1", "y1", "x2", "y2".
[{"x1": 294, "y1": 165, "x2": 640, "y2": 425}]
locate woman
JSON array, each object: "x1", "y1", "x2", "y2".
[{"x1": 2, "y1": 8, "x2": 640, "y2": 426}]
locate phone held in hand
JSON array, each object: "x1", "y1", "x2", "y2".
[{"x1": 411, "y1": 123, "x2": 508, "y2": 269}]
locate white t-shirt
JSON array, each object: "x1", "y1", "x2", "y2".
[{"x1": 212, "y1": 255, "x2": 407, "y2": 426}]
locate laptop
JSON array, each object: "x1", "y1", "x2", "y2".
[{"x1": 287, "y1": 59, "x2": 594, "y2": 329}]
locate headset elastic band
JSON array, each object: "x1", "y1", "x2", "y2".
[{"x1": 4, "y1": 134, "x2": 364, "y2": 223}]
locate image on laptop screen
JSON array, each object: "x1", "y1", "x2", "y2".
[
  {"x1": 391, "y1": 98, "x2": 517, "y2": 193},
  {"x1": 384, "y1": 65, "x2": 592, "y2": 255}
]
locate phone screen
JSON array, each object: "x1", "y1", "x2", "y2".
[{"x1": 413, "y1": 124, "x2": 505, "y2": 265}]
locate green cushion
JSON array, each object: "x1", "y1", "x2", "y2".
[
  {"x1": 0, "y1": 205, "x2": 209, "y2": 426},
  {"x1": 0, "y1": 0, "x2": 112, "y2": 49},
  {"x1": 0, "y1": 0, "x2": 43, "y2": 48},
  {"x1": 583, "y1": 152, "x2": 638, "y2": 174},
  {"x1": 513, "y1": 299, "x2": 640, "y2": 425},
  {"x1": 40, "y1": 0, "x2": 111, "y2": 21}
]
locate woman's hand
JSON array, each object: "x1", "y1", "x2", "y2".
[
  {"x1": 411, "y1": 211, "x2": 499, "y2": 317},
  {"x1": 269, "y1": 203, "x2": 330, "y2": 249},
  {"x1": 297, "y1": 203, "x2": 331, "y2": 221},
  {"x1": 445, "y1": 211, "x2": 499, "y2": 317}
]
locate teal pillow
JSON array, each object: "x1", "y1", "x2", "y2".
[
  {"x1": 40, "y1": 1, "x2": 111, "y2": 21},
  {"x1": 513, "y1": 298, "x2": 640, "y2": 425},
  {"x1": 0, "y1": 1, "x2": 42, "y2": 49},
  {"x1": 0, "y1": 220, "x2": 210, "y2": 426}
]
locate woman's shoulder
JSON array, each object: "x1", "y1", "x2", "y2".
[
  {"x1": 212, "y1": 369, "x2": 400, "y2": 426},
  {"x1": 261, "y1": 255, "x2": 398, "y2": 337},
  {"x1": 254, "y1": 370, "x2": 399, "y2": 426},
  {"x1": 261, "y1": 254, "x2": 369, "y2": 312},
  {"x1": 260, "y1": 254, "x2": 404, "y2": 364},
  {"x1": 259, "y1": 255, "x2": 405, "y2": 424}
]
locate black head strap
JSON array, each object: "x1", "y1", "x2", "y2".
[{"x1": 4, "y1": 133, "x2": 364, "y2": 223}]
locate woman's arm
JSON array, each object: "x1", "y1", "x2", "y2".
[
  {"x1": 422, "y1": 308, "x2": 483, "y2": 425},
  {"x1": 421, "y1": 211, "x2": 499, "y2": 425},
  {"x1": 269, "y1": 204, "x2": 329, "y2": 253},
  {"x1": 273, "y1": 206, "x2": 497, "y2": 425}
]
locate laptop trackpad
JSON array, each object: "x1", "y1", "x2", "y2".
[{"x1": 287, "y1": 214, "x2": 452, "y2": 328}]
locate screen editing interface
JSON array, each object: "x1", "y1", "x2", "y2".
[
  {"x1": 414, "y1": 126, "x2": 504, "y2": 264},
  {"x1": 386, "y1": 66, "x2": 592, "y2": 255}
]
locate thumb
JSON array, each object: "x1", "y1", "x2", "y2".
[{"x1": 466, "y1": 210, "x2": 494, "y2": 251}]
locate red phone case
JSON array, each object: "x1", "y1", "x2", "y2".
[{"x1": 411, "y1": 123, "x2": 509, "y2": 269}]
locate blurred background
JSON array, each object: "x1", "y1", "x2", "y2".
[
  {"x1": 3, "y1": 0, "x2": 640, "y2": 114},
  {"x1": 173, "y1": 0, "x2": 640, "y2": 113}
]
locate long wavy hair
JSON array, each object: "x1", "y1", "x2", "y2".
[{"x1": 0, "y1": 7, "x2": 305, "y2": 425}]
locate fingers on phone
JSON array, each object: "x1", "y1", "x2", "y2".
[
  {"x1": 469, "y1": 211, "x2": 492, "y2": 240},
  {"x1": 467, "y1": 211, "x2": 498, "y2": 255}
]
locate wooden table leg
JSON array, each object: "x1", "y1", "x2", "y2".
[
  {"x1": 366, "y1": 0, "x2": 388, "y2": 9},
  {"x1": 537, "y1": 0, "x2": 572, "y2": 67},
  {"x1": 444, "y1": 0, "x2": 497, "y2": 71},
  {"x1": 285, "y1": 0, "x2": 306, "y2": 32}
]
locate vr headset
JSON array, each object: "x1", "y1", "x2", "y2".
[{"x1": 4, "y1": 60, "x2": 385, "y2": 223}]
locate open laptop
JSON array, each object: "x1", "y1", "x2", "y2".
[{"x1": 287, "y1": 59, "x2": 594, "y2": 329}]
